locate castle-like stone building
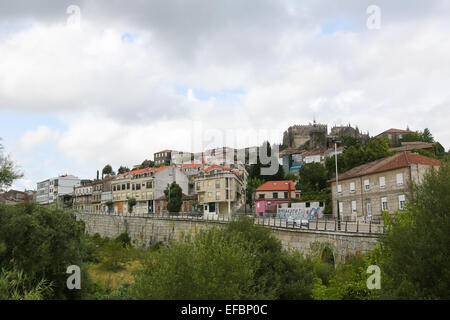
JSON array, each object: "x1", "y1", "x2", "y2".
[{"x1": 282, "y1": 123, "x2": 369, "y2": 150}]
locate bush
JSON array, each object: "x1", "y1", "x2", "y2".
[
  {"x1": 0, "y1": 203, "x2": 94, "y2": 299},
  {"x1": 131, "y1": 228, "x2": 271, "y2": 299},
  {"x1": 115, "y1": 233, "x2": 131, "y2": 248},
  {"x1": 378, "y1": 164, "x2": 450, "y2": 299},
  {"x1": 99, "y1": 242, "x2": 127, "y2": 272}
]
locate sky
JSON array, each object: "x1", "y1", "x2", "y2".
[{"x1": 0, "y1": 0, "x2": 449, "y2": 190}]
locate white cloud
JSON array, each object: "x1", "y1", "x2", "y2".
[
  {"x1": 1, "y1": 0, "x2": 450, "y2": 189},
  {"x1": 17, "y1": 125, "x2": 59, "y2": 152}
]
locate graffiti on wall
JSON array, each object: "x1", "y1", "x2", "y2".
[{"x1": 278, "y1": 207, "x2": 324, "y2": 219}]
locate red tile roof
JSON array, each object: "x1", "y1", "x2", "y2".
[
  {"x1": 120, "y1": 166, "x2": 169, "y2": 176},
  {"x1": 156, "y1": 150, "x2": 172, "y2": 153},
  {"x1": 380, "y1": 128, "x2": 411, "y2": 134},
  {"x1": 389, "y1": 142, "x2": 435, "y2": 152},
  {"x1": 256, "y1": 180, "x2": 296, "y2": 191},
  {"x1": 329, "y1": 151, "x2": 441, "y2": 182}
]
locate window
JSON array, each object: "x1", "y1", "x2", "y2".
[
  {"x1": 337, "y1": 184, "x2": 342, "y2": 194},
  {"x1": 306, "y1": 202, "x2": 310, "y2": 208},
  {"x1": 352, "y1": 201, "x2": 357, "y2": 213},
  {"x1": 117, "y1": 185, "x2": 121, "y2": 191},
  {"x1": 122, "y1": 184, "x2": 125, "y2": 190},
  {"x1": 273, "y1": 192, "x2": 278, "y2": 199},
  {"x1": 136, "y1": 184, "x2": 141, "y2": 190},
  {"x1": 132, "y1": 184, "x2": 135, "y2": 190},
  {"x1": 350, "y1": 182, "x2": 355, "y2": 193},
  {"x1": 284, "y1": 192, "x2": 289, "y2": 198},
  {"x1": 216, "y1": 191, "x2": 220, "y2": 200},
  {"x1": 338, "y1": 202, "x2": 343, "y2": 214},
  {"x1": 381, "y1": 197, "x2": 388, "y2": 211},
  {"x1": 127, "y1": 183, "x2": 130, "y2": 190},
  {"x1": 396, "y1": 173, "x2": 404, "y2": 185},
  {"x1": 379, "y1": 176, "x2": 386, "y2": 188},
  {"x1": 216, "y1": 180, "x2": 220, "y2": 188},
  {"x1": 364, "y1": 179, "x2": 370, "y2": 190},
  {"x1": 399, "y1": 195, "x2": 406, "y2": 210},
  {"x1": 366, "y1": 199, "x2": 372, "y2": 215},
  {"x1": 196, "y1": 183, "x2": 200, "y2": 191},
  {"x1": 259, "y1": 194, "x2": 265, "y2": 199},
  {"x1": 146, "y1": 181, "x2": 152, "y2": 189}
]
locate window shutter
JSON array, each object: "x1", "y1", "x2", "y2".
[{"x1": 396, "y1": 173, "x2": 404, "y2": 185}]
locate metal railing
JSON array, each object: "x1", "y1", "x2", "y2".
[{"x1": 76, "y1": 211, "x2": 385, "y2": 234}]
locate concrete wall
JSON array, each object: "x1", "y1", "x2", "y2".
[{"x1": 75, "y1": 213, "x2": 380, "y2": 264}]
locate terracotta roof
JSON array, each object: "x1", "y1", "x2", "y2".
[
  {"x1": 156, "y1": 150, "x2": 172, "y2": 153},
  {"x1": 279, "y1": 148, "x2": 306, "y2": 157},
  {"x1": 329, "y1": 152, "x2": 441, "y2": 182},
  {"x1": 120, "y1": 166, "x2": 169, "y2": 176},
  {"x1": 389, "y1": 142, "x2": 435, "y2": 152},
  {"x1": 256, "y1": 180, "x2": 296, "y2": 192},
  {"x1": 379, "y1": 128, "x2": 411, "y2": 134}
]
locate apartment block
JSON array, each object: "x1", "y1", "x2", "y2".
[
  {"x1": 329, "y1": 152, "x2": 441, "y2": 221},
  {"x1": 111, "y1": 166, "x2": 190, "y2": 214},
  {"x1": 73, "y1": 183, "x2": 93, "y2": 212},
  {"x1": 36, "y1": 175, "x2": 80, "y2": 205},
  {"x1": 194, "y1": 164, "x2": 246, "y2": 216}
]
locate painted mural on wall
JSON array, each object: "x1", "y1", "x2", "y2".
[{"x1": 277, "y1": 201, "x2": 325, "y2": 219}]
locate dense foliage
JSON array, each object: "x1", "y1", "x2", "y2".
[
  {"x1": 325, "y1": 137, "x2": 393, "y2": 176},
  {"x1": 0, "y1": 140, "x2": 23, "y2": 192},
  {"x1": 0, "y1": 203, "x2": 94, "y2": 299},
  {"x1": 164, "y1": 182, "x2": 183, "y2": 214},
  {"x1": 376, "y1": 163, "x2": 450, "y2": 299},
  {"x1": 118, "y1": 166, "x2": 130, "y2": 174}
]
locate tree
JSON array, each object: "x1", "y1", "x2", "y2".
[
  {"x1": 296, "y1": 163, "x2": 328, "y2": 195},
  {"x1": 102, "y1": 164, "x2": 115, "y2": 177},
  {"x1": 0, "y1": 203, "x2": 93, "y2": 299},
  {"x1": 140, "y1": 159, "x2": 154, "y2": 168},
  {"x1": 284, "y1": 173, "x2": 298, "y2": 182},
  {"x1": 0, "y1": 140, "x2": 23, "y2": 192},
  {"x1": 105, "y1": 200, "x2": 114, "y2": 213},
  {"x1": 131, "y1": 228, "x2": 270, "y2": 299},
  {"x1": 401, "y1": 128, "x2": 435, "y2": 144},
  {"x1": 118, "y1": 166, "x2": 130, "y2": 174},
  {"x1": 164, "y1": 182, "x2": 183, "y2": 214},
  {"x1": 421, "y1": 128, "x2": 434, "y2": 143},
  {"x1": 378, "y1": 164, "x2": 450, "y2": 299},
  {"x1": 246, "y1": 177, "x2": 265, "y2": 210},
  {"x1": 325, "y1": 137, "x2": 392, "y2": 176},
  {"x1": 127, "y1": 197, "x2": 136, "y2": 213}
]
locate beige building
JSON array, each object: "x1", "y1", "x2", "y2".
[
  {"x1": 111, "y1": 165, "x2": 190, "y2": 214},
  {"x1": 73, "y1": 183, "x2": 93, "y2": 212},
  {"x1": 194, "y1": 164, "x2": 246, "y2": 216},
  {"x1": 329, "y1": 152, "x2": 441, "y2": 222}
]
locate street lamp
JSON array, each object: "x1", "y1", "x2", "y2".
[{"x1": 334, "y1": 140, "x2": 342, "y2": 230}]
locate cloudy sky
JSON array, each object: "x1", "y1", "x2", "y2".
[{"x1": 1, "y1": 0, "x2": 449, "y2": 190}]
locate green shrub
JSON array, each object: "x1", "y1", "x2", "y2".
[{"x1": 115, "y1": 233, "x2": 131, "y2": 248}]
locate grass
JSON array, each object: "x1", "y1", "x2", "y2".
[{"x1": 88, "y1": 260, "x2": 142, "y2": 290}]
